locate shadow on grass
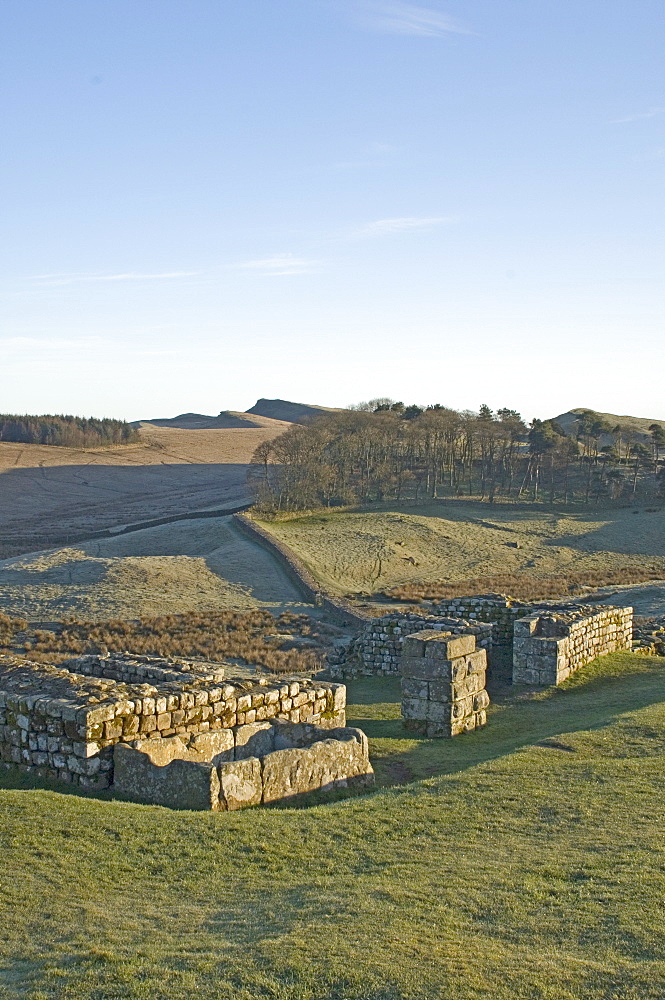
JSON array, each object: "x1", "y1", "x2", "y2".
[
  {"x1": 347, "y1": 653, "x2": 665, "y2": 785},
  {"x1": 0, "y1": 768, "x2": 115, "y2": 800}
]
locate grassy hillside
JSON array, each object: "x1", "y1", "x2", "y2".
[
  {"x1": 0, "y1": 517, "x2": 312, "y2": 620},
  {"x1": 553, "y1": 408, "x2": 665, "y2": 440},
  {"x1": 257, "y1": 502, "x2": 665, "y2": 596},
  {"x1": 1, "y1": 651, "x2": 664, "y2": 999}
]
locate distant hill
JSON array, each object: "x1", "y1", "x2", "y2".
[
  {"x1": 553, "y1": 409, "x2": 664, "y2": 444},
  {"x1": 245, "y1": 398, "x2": 341, "y2": 424},
  {"x1": 135, "y1": 411, "x2": 289, "y2": 430}
]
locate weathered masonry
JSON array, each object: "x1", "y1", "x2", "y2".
[
  {"x1": 327, "y1": 612, "x2": 493, "y2": 679},
  {"x1": 114, "y1": 721, "x2": 373, "y2": 810},
  {"x1": 428, "y1": 595, "x2": 532, "y2": 646},
  {"x1": 0, "y1": 652, "x2": 346, "y2": 792},
  {"x1": 401, "y1": 631, "x2": 489, "y2": 737},
  {"x1": 512, "y1": 606, "x2": 633, "y2": 685},
  {"x1": 329, "y1": 596, "x2": 635, "y2": 689}
]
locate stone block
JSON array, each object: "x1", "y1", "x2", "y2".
[
  {"x1": 473, "y1": 690, "x2": 490, "y2": 712},
  {"x1": 464, "y1": 650, "x2": 487, "y2": 675},
  {"x1": 401, "y1": 697, "x2": 428, "y2": 720},
  {"x1": 402, "y1": 658, "x2": 453, "y2": 681},
  {"x1": 189, "y1": 729, "x2": 235, "y2": 763},
  {"x1": 425, "y1": 633, "x2": 476, "y2": 659},
  {"x1": 425, "y1": 701, "x2": 454, "y2": 724},
  {"x1": 402, "y1": 636, "x2": 427, "y2": 658},
  {"x1": 113, "y1": 744, "x2": 220, "y2": 810},
  {"x1": 218, "y1": 757, "x2": 262, "y2": 811},
  {"x1": 104, "y1": 719, "x2": 124, "y2": 741},
  {"x1": 234, "y1": 722, "x2": 274, "y2": 760},
  {"x1": 261, "y1": 735, "x2": 373, "y2": 804},
  {"x1": 401, "y1": 677, "x2": 429, "y2": 700},
  {"x1": 122, "y1": 715, "x2": 140, "y2": 737}
]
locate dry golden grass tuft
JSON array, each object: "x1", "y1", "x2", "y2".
[
  {"x1": 0, "y1": 612, "x2": 28, "y2": 645},
  {"x1": 4, "y1": 610, "x2": 337, "y2": 674}
]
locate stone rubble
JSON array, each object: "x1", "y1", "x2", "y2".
[{"x1": 632, "y1": 616, "x2": 665, "y2": 655}]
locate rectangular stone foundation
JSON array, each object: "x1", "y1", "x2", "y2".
[
  {"x1": 0, "y1": 653, "x2": 346, "y2": 790},
  {"x1": 400, "y1": 631, "x2": 489, "y2": 737}
]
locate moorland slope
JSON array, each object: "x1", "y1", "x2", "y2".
[
  {"x1": 258, "y1": 502, "x2": 665, "y2": 599},
  {"x1": 0, "y1": 419, "x2": 290, "y2": 558}
]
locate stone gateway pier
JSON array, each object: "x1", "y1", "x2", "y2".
[{"x1": 400, "y1": 631, "x2": 490, "y2": 737}]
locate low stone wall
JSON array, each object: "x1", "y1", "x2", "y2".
[
  {"x1": 114, "y1": 722, "x2": 373, "y2": 810},
  {"x1": 327, "y1": 612, "x2": 493, "y2": 679},
  {"x1": 0, "y1": 653, "x2": 346, "y2": 790},
  {"x1": 512, "y1": 605, "x2": 633, "y2": 685},
  {"x1": 429, "y1": 595, "x2": 531, "y2": 646},
  {"x1": 67, "y1": 652, "x2": 226, "y2": 687},
  {"x1": 401, "y1": 631, "x2": 489, "y2": 737},
  {"x1": 233, "y1": 514, "x2": 371, "y2": 630}
]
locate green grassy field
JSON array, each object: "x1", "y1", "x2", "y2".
[{"x1": 1, "y1": 653, "x2": 665, "y2": 999}]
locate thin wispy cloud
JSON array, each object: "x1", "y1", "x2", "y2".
[
  {"x1": 349, "y1": 2, "x2": 469, "y2": 37},
  {"x1": 353, "y1": 216, "x2": 452, "y2": 237},
  {"x1": 611, "y1": 106, "x2": 665, "y2": 124},
  {"x1": 28, "y1": 270, "x2": 200, "y2": 286},
  {"x1": 236, "y1": 254, "x2": 319, "y2": 276}
]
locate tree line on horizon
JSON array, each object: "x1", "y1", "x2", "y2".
[
  {"x1": 249, "y1": 401, "x2": 665, "y2": 511},
  {"x1": 0, "y1": 413, "x2": 139, "y2": 448}
]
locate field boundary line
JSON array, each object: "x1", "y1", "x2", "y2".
[{"x1": 233, "y1": 513, "x2": 371, "y2": 628}]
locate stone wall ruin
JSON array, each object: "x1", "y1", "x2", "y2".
[
  {"x1": 0, "y1": 652, "x2": 347, "y2": 793},
  {"x1": 329, "y1": 597, "x2": 634, "y2": 690},
  {"x1": 327, "y1": 612, "x2": 493, "y2": 679},
  {"x1": 512, "y1": 605, "x2": 633, "y2": 685}
]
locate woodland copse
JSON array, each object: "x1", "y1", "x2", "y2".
[
  {"x1": 250, "y1": 402, "x2": 665, "y2": 511},
  {"x1": 0, "y1": 413, "x2": 139, "y2": 448}
]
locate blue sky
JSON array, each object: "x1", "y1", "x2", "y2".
[{"x1": 1, "y1": 0, "x2": 664, "y2": 421}]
